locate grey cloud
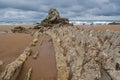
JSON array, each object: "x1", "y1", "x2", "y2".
[
  {"x1": 0, "y1": 8, "x2": 44, "y2": 20},
  {"x1": 0, "y1": 0, "x2": 119, "y2": 20}
]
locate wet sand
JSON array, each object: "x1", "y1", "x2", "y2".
[
  {"x1": 0, "y1": 33, "x2": 57, "y2": 80},
  {"x1": 17, "y1": 34, "x2": 57, "y2": 80},
  {"x1": 0, "y1": 24, "x2": 120, "y2": 80},
  {"x1": 0, "y1": 33, "x2": 32, "y2": 71},
  {"x1": 88, "y1": 25, "x2": 120, "y2": 31}
]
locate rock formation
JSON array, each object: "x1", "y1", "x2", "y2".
[
  {"x1": 109, "y1": 22, "x2": 120, "y2": 25},
  {"x1": 0, "y1": 30, "x2": 41, "y2": 80},
  {"x1": 11, "y1": 26, "x2": 26, "y2": 33},
  {"x1": 0, "y1": 47, "x2": 31, "y2": 80},
  {"x1": 31, "y1": 31, "x2": 39, "y2": 46},
  {"x1": 47, "y1": 26, "x2": 120, "y2": 80},
  {"x1": 33, "y1": 8, "x2": 72, "y2": 32},
  {"x1": 41, "y1": 8, "x2": 69, "y2": 26},
  {"x1": 32, "y1": 51, "x2": 39, "y2": 59},
  {"x1": 24, "y1": 67, "x2": 32, "y2": 80}
]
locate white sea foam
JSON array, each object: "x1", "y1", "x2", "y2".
[{"x1": 70, "y1": 20, "x2": 120, "y2": 25}]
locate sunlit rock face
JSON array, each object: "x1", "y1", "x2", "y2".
[{"x1": 47, "y1": 26, "x2": 120, "y2": 80}]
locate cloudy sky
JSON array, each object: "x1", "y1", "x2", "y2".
[{"x1": 0, "y1": 0, "x2": 120, "y2": 20}]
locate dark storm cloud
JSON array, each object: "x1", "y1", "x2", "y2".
[{"x1": 0, "y1": 0, "x2": 120, "y2": 20}]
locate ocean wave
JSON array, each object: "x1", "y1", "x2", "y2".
[{"x1": 70, "y1": 20, "x2": 120, "y2": 25}]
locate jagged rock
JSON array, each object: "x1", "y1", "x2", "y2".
[
  {"x1": 33, "y1": 31, "x2": 39, "y2": 38},
  {"x1": 47, "y1": 26, "x2": 120, "y2": 80},
  {"x1": 99, "y1": 67, "x2": 112, "y2": 80},
  {"x1": 33, "y1": 38, "x2": 38, "y2": 43},
  {"x1": 33, "y1": 51, "x2": 39, "y2": 59},
  {"x1": 33, "y1": 8, "x2": 72, "y2": 33},
  {"x1": 24, "y1": 67, "x2": 32, "y2": 80},
  {"x1": 31, "y1": 31, "x2": 39, "y2": 46},
  {"x1": 109, "y1": 22, "x2": 120, "y2": 25},
  {"x1": 33, "y1": 25, "x2": 41, "y2": 29},
  {"x1": 0, "y1": 47, "x2": 31, "y2": 80},
  {"x1": 41, "y1": 8, "x2": 60, "y2": 25},
  {"x1": 31, "y1": 42, "x2": 36, "y2": 46},
  {"x1": 47, "y1": 30, "x2": 70, "y2": 80},
  {"x1": 11, "y1": 26, "x2": 26, "y2": 33},
  {"x1": 41, "y1": 8, "x2": 69, "y2": 26}
]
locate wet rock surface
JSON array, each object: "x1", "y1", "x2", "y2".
[{"x1": 47, "y1": 26, "x2": 120, "y2": 80}]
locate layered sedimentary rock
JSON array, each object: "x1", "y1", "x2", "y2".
[
  {"x1": 31, "y1": 31, "x2": 39, "y2": 46},
  {"x1": 33, "y1": 8, "x2": 71, "y2": 32},
  {"x1": 41, "y1": 8, "x2": 69, "y2": 26},
  {"x1": 0, "y1": 30, "x2": 40, "y2": 80},
  {"x1": 47, "y1": 26, "x2": 120, "y2": 80},
  {"x1": 24, "y1": 68, "x2": 32, "y2": 80},
  {"x1": 0, "y1": 47, "x2": 31, "y2": 80}
]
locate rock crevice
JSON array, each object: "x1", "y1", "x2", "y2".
[{"x1": 47, "y1": 26, "x2": 120, "y2": 80}]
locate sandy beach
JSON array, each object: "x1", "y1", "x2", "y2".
[
  {"x1": 0, "y1": 24, "x2": 120, "y2": 80},
  {"x1": 0, "y1": 25, "x2": 57, "y2": 80},
  {"x1": 0, "y1": 0, "x2": 120, "y2": 79},
  {"x1": 88, "y1": 25, "x2": 120, "y2": 31},
  {"x1": 0, "y1": 24, "x2": 120, "y2": 34}
]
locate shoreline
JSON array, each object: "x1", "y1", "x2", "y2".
[
  {"x1": 0, "y1": 24, "x2": 35, "y2": 34},
  {"x1": 0, "y1": 24, "x2": 120, "y2": 34}
]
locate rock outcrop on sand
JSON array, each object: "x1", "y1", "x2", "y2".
[
  {"x1": 33, "y1": 8, "x2": 72, "y2": 32},
  {"x1": 24, "y1": 68, "x2": 32, "y2": 80},
  {"x1": 47, "y1": 26, "x2": 120, "y2": 80},
  {"x1": 41, "y1": 8, "x2": 69, "y2": 26},
  {"x1": 11, "y1": 26, "x2": 26, "y2": 33},
  {"x1": 109, "y1": 22, "x2": 120, "y2": 25},
  {"x1": 1, "y1": 7, "x2": 120, "y2": 80},
  {"x1": 0, "y1": 31, "x2": 40, "y2": 80},
  {"x1": 0, "y1": 47, "x2": 31, "y2": 80}
]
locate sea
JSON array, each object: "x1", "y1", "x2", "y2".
[
  {"x1": 70, "y1": 20, "x2": 120, "y2": 25},
  {"x1": 0, "y1": 19, "x2": 120, "y2": 25}
]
